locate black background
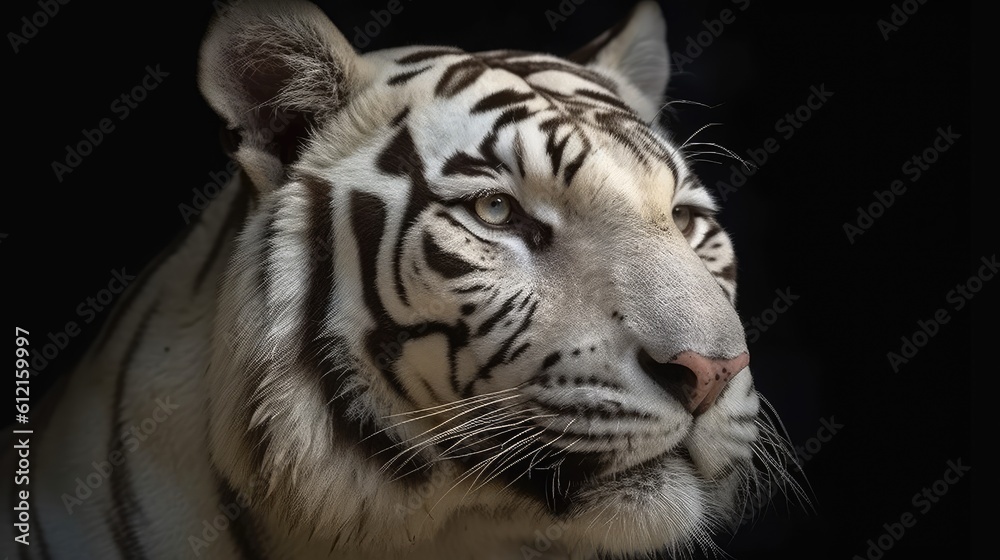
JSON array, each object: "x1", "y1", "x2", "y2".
[{"x1": 5, "y1": 1, "x2": 979, "y2": 558}]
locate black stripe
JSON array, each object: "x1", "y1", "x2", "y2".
[
  {"x1": 108, "y1": 302, "x2": 158, "y2": 560},
  {"x1": 718, "y1": 263, "x2": 737, "y2": 282},
  {"x1": 454, "y1": 284, "x2": 491, "y2": 294},
  {"x1": 377, "y1": 127, "x2": 444, "y2": 309},
  {"x1": 536, "y1": 115, "x2": 588, "y2": 186},
  {"x1": 694, "y1": 225, "x2": 722, "y2": 251},
  {"x1": 468, "y1": 299, "x2": 538, "y2": 394},
  {"x1": 423, "y1": 231, "x2": 484, "y2": 279},
  {"x1": 492, "y1": 106, "x2": 534, "y2": 132},
  {"x1": 593, "y1": 111, "x2": 651, "y2": 166},
  {"x1": 508, "y1": 342, "x2": 531, "y2": 363},
  {"x1": 348, "y1": 189, "x2": 427, "y2": 401},
  {"x1": 507, "y1": 212, "x2": 554, "y2": 252},
  {"x1": 193, "y1": 186, "x2": 250, "y2": 292},
  {"x1": 513, "y1": 133, "x2": 526, "y2": 178},
  {"x1": 476, "y1": 291, "x2": 521, "y2": 336},
  {"x1": 573, "y1": 88, "x2": 634, "y2": 113},
  {"x1": 563, "y1": 150, "x2": 586, "y2": 187},
  {"x1": 349, "y1": 191, "x2": 407, "y2": 397},
  {"x1": 441, "y1": 151, "x2": 495, "y2": 178},
  {"x1": 435, "y1": 58, "x2": 489, "y2": 98},
  {"x1": 390, "y1": 107, "x2": 411, "y2": 128},
  {"x1": 441, "y1": 319, "x2": 472, "y2": 396},
  {"x1": 421, "y1": 379, "x2": 445, "y2": 404},
  {"x1": 546, "y1": 131, "x2": 570, "y2": 176},
  {"x1": 396, "y1": 47, "x2": 464, "y2": 64},
  {"x1": 297, "y1": 174, "x2": 337, "y2": 404},
  {"x1": 337, "y1": 191, "x2": 432, "y2": 479},
  {"x1": 297, "y1": 179, "x2": 419, "y2": 476},
  {"x1": 483, "y1": 55, "x2": 619, "y2": 93},
  {"x1": 518, "y1": 292, "x2": 532, "y2": 310},
  {"x1": 298, "y1": 177, "x2": 335, "y2": 356},
  {"x1": 388, "y1": 66, "x2": 431, "y2": 85},
  {"x1": 720, "y1": 284, "x2": 733, "y2": 302},
  {"x1": 541, "y1": 351, "x2": 561, "y2": 370},
  {"x1": 728, "y1": 412, "x2": 759, "y2": 424},
  {"x1": 532, "y1": 400, "x2": 655, "y2": 422},
  {"x1": 434, "y1": 211, "x2": 496, "y2": 246},
  {"x1": 471, "y1": 89, "x2": 536, "y2": 114},
  {"x1": 477, "y1": 131, "x2": 509, "y2": 174}
]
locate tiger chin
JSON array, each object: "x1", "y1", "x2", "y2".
[{"x1": 3, "y1": 1, "x2": 795, "y2": 559}]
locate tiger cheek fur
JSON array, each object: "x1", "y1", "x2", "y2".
[{"x1": 6, "y1": 2, "x2": 795, "y2": 560}]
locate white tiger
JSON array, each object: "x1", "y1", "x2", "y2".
[{"x1": 4, "y1": 1, "x2": 798, "y2": 558}]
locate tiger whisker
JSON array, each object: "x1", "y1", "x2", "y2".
[
  {"x1": 437, "y1": 413, "x2": 559, "y2": 461},
  {"x1": 382, "y1": 386, "x2": 523, "y2": 418},
  {"x1": 649, "y1": 97, "x2": 721, "y2": 125},
  {"x1": 380, "y1": 404, "x2": 545, "y2": 473},
  {"x1": 368, "y1": 393, "x2": 528, "y2": 445},
  {"x1": 424, "y1": 430, "x2": 544, "y2": 517},
  {"x1": 682, "y1": 141, "x2": 753, "y2": 170},
  {"x1": 679, "y1": 123, "x2": 722, "y2": 150},
  {"x1": 471, "y1": 428, "x2": 553, "y2": 493},
  {"x1": 378, "y1": 407, "x2": 538, "y2": 476}
]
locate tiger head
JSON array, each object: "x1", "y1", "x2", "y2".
[{"x1": 199, "y1": 1, "x2": 779, "y2": 557}]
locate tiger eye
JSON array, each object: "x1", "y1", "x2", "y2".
[
  {"x1": 474, "y1": 194, "x2": 514, "y2": 225},
  {"x1": 672, "y1": 205, "x2": 693, "y2": 235}
]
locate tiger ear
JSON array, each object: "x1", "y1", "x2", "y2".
[
  {"x1": 198, "y1": 0, "x2": 373, "y2": 192},
  {"x1": 568, "y1": 1, "x2": 669, "y2": 122}
]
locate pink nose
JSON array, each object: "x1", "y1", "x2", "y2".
[{"x1": 669, "y1": 351, "x2": 750, "y2": 415}]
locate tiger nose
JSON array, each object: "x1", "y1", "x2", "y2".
[
  {"x1": 639, "y1": 349, "x2": 749, "y2": 416},
  {"x1": 670, "y1": 351, "x2": 749, "y2": 415}
]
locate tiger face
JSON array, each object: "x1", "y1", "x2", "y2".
[{"x1": 200, "y1": 1, "x2": 775, "y2": 557}]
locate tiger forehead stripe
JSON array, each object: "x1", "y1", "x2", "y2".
[
  {"x1": 418, "y1": 64, "x2": 677, "y2": 189},
  {"x1": 393, "y1": 50, "x2": 622, "y2": 100}
]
